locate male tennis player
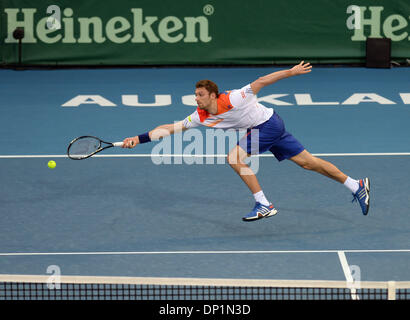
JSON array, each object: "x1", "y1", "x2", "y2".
[{"x1": 122, "y1": 61, "x2": 370, "y2": 221}]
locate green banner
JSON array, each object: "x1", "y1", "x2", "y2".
[{"x1": 0, "y1": 0, "x2": 409, "y2": 65}]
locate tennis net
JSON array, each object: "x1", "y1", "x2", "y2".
[{"x1": 0, "y1": 275, "x2": 409, "y2": 300}]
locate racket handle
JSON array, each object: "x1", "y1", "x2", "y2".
[{"x1": 113, "y1": 142, "x2": 124, "y2": 147}]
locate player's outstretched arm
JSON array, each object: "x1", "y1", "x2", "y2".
[
  {"x1": 250, "y1": 61, "x2": 312, "y2": 95},
  {"x1": 122, "y1": 120, "x2": 187, "y2": 148}
]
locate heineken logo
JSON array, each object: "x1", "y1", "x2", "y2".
[
  {"x1": 4, "y1": 7, "x2": 212, "y2": 44},
  {"x1": 346, "y1": 6, "x2": 410, "y2": 41}
]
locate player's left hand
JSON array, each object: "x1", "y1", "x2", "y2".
[{"x1": 290, "y1": 61, "x2": 312, "y2": 76}]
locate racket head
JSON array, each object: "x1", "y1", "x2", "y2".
[{"x1": 67, "y1": 136, "x2": 103, "y2": 160}]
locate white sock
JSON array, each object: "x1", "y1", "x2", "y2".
[
  {"x1": 253, "y1": 190, "x2": 270, "y2": 206},
  {"x1": 344, "y1": 176, "x2": 359, "y2": 193}
]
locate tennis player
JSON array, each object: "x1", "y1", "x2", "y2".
[{"x1": 122, "y1": 61, "x2": 370, "y2": 221}]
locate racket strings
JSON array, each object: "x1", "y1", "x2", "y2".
[{"x1": 68, "y1": 137, "x2": 101, "y2": 159}]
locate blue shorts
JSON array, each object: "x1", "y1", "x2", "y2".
[{"x1": 238, "y1": 112, "x2": 305, "y2": 161}]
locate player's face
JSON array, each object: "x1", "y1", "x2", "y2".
[{"x1": 195, "y1": 87, "x2": 216, "y2": 109}]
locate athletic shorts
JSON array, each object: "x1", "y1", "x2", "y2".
[{"x1": 237, "y1": 112, "x2": 305, "y2": 161}]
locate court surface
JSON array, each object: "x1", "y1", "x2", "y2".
[{"x1": 0, "y1": 66, "x2": 409, "y2": 285}]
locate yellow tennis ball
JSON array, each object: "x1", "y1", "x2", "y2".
[{"x1": 48, "y1": 160, "x2": 56, "y2": 169}]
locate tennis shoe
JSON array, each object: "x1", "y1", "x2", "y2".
[
  {"x1": 242, "y1": 202, "x2": 277, "y2": 222},
  {"x1": 352, "y1": 178, "x2": 370, "y2": 215}
]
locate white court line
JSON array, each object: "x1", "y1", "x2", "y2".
[
  {"x1": 0, "y1": 249, "x2": 409, "y2": 256},
  {"x1": 1, "y1": 152, "x2": 410, "y2": 159}
]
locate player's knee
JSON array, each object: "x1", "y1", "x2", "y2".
[
  {"x1": 299, "y1": 162, "x2": 311, "y2": 170},
  {"x1": 227, "y1": 152, "x2": 246, "y2": 168},
  {"x1": 298, "y1": 158, "x2": 317, "y2": 171},
  {"x1": 227, "y1": 153, "x2": 237, "y2": 167}
]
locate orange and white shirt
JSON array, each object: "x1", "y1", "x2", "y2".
[{"x1": 183, "y1": 84, "x2": 274, "y2": 130}]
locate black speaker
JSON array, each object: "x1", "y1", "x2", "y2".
[{"x1": 366, "y1": 38, "x2": 391, "y2": 68}]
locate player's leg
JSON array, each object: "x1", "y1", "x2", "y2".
[
  {"x1": 228, "y1": 112, "x2": 288, "y2": 221},
  {"x1": 227, "y1": 145, "x2": 277, "y2": 221},
  {"x1": 289, "y1": 149, "x2": 370, "y2": 215},
  {"x1": 226, "y1": 145, "x2": 261, "y2": 194},
  {"x1": 289, "y1": 149, "x2": 347, "y2": 183}
]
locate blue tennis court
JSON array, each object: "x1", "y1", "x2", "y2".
[{"x1": 0, "y1": 66, "x2": 409, "y2": 298}]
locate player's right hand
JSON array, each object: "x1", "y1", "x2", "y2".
[{"x1": 122, "y1": 137, "x2": 138, "y2": 148}]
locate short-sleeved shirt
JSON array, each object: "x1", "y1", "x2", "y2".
[{"x1": 183, "y1": 84, "x2": 274, "y2": 130}]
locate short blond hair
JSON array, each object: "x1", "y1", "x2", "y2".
[{"x1": 196, "y1": 80, "x2": 219, "y2": 98}]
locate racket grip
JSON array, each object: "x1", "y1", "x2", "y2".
[{"x1": 113, "y1": 142, "x2": 124, "y2": 147}]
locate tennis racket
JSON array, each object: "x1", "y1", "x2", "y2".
[{"x1": 67, "y1": 135, "x2": 131, "y2": 160}]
